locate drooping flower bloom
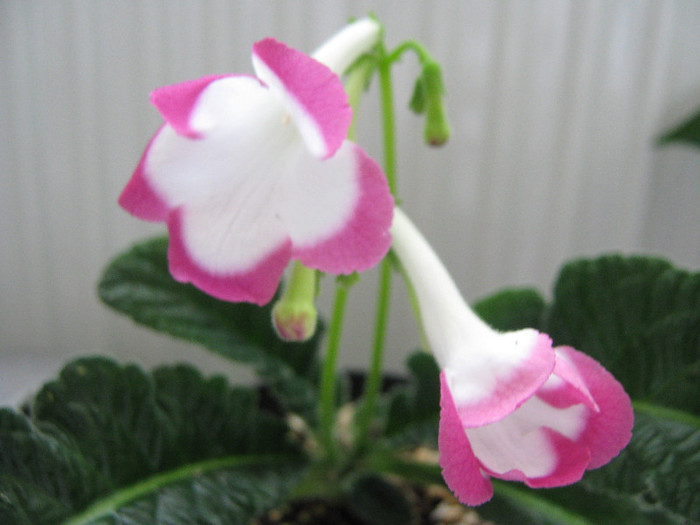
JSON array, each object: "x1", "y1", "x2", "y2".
[
  {"x1": 119, "y1": 18, "x2": 393, "y2": 305},
  {"x1": 390, "y1": 208, "x2": 633, "y2": 506}
]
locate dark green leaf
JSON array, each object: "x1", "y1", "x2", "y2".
[
  {"x1": 0, "y1": 409, "x2": 108, "y2": 523},
  {"x1": 344, "y1": 473, "x2": 416, "y2": 525},
  {"x1": 543, "y1": 255, "x2": 700, "y2": 414},
  {"x1": 480, "y1": 480, "x2": 671, "y2": 525},
  {"x1": 382, "y1": 352, "x2": 440, "y2": 448},
  {"x1": 474, "y1": 287, "x2": 546, "y2": 331},
  {"x1": 65, "y1": 459, "x2": 305, "y2": 525},
  {"x1": 1, "y1": 358, "x2": 305, "y2": 524},
  {"x1": 578, "y1": 405, "x2": 700, "y2": 524},
  {"x1": 658, "y1": 106, "x2": 700, "y2": 148},
  {"x1": 98, "y1": 237, "x2": 323, "y2": 420}
]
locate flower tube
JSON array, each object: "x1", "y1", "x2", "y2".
[
  {"x1": 390, "y1": 208, "x2": 633, "y2": 505},
  {"x1": 119, "y1": 18, "x2": 393, "y2": 305}
]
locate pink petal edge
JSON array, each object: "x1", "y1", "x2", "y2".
[
  {"x1": 454, "y1": 332, "x2": 556, "y2": 428},
  {"x1": 252, "y1": 38, "x2": 352, "y2": 159},
  {"x1": 118, "y1": 126, "x2": 170, "y2": 222},
  {"x1": 293, "y1": 144, "x2": 393, "y2": 273},
  {"x1": 167, "y1": 208, "x2": 292, "y2": 306},
  {"x1": 149, "y1": 74, "x2": 232, "y2": 138},
  {"x1": 559, "y1": 346, "x2": 634, "y2": 469},
  {"x1": 439, "y1": 373, "x2": 494, "y2": 506}
]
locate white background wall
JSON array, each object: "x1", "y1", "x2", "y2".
[{"x1": 2, "y1": 0, "x2": 699, "y2": 405}]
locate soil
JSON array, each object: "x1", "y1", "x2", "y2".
[{"x1": 254, "y1": 484, "x2": 494, "y2": 525}]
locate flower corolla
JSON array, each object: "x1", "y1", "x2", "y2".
[
  {"x1": 119, "y1": 18, "x2": 393, "y2": 305},
  {"x1": 390, "y1": 208, "x2": 633, "y2": 505}
]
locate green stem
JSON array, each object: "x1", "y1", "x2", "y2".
[
  {"x1": 378, "y1": 44, "x2": 398, "y2": 193},
  {"x1": 388, "y1": 40, "x2": 434, "y2": 67},
  {"x1": 318, "y1": 283, "x2": 350, "y2": 463},
  {"x1": 356, "y1": 259, "x2": 393, "y2": 449},
  {"x1": 355, "y1": 43, "x2": 398, "y2": 450},
  {"x1": 315, "y1": 55, "x2": 376, "y2": 463}
]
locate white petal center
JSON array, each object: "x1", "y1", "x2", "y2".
[{"x1": 466, "y1": 396, "x2": 588, "y2": 478}]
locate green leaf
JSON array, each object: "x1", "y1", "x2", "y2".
[
  {"x1": 658, "y1": 106, "x2": 700, "y2": 148},
  {"x1": 1, "y1": 358, "x2": 305, "y2": 524},
  {"x1": 544, "y1": 255, "x2": 700, "y2": 413},
  {"x1": 344, "y1": 473, "x2": 416, "y2": 525},
  {"x1": 64, "y1": 458, "x2": 305, "y2": 525},
  {"x1": 98, "y1": 237, "x2": 323, "y2": 420},
  {"x1": 473, "y1": 287, "x2": 546, "y2": 331},
  {"x1": 580, "y1": 405, "x2": 700, "y2": 523},
  {"x1": 0, "y1": 409, "x2": 109, "y2": 523},
  {"x1": 382, "y1": 352, "x2": 440, "y2": 448}
]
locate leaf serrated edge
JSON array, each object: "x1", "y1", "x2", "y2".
[{"x1": 61, "y1": 454, "x2": 303, "y2": 525}]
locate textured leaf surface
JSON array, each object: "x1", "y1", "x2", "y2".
[
  {"x1": 382, "y1": 352, "x2": 440, "y2": 448},
  {"x1": 98, "y1": 237, "x2": 322, "y2": 420},
  {"x1": 1, "y1": 358, "x2": 304, "y2": 525},
  {"x1": 544, "y1": 256, "x2": 700, "y2": 413},
  {"x1": 473, "y1": 287, "x2": 546, "y2": 332}
]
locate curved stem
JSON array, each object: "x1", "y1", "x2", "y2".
[
  {"x1": 355, "y1": 43, "x2": 398, "y2": 450},
  {"x1": 388, "y1": 39, "x2": 434, "y2": 67}
]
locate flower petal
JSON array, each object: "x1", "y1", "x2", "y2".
[
  {"x1": 466, "y1": 394, "x2": 591, "y2": 486},
  {"x1": 121, "y1": 76, "x2": 287, "y2": 214},
  {"x1": 118, "y1": 126, "x2": 171, "y2": 221},
  {"x1": 149, "y1": 74, "x2": 232, "y2": 138},
  {"x1": 439, "y1": 373, "x2": 494, "y2": 506},
  {"x1": 447, "y1": 330, "x2": 555, "y2": 427},
  {"x1": 167, "y1": 205, "x2": 291, "y2": 306},
  {"x1": 558, "y1": 346, "x2": 634, "y2": 469},
  {"x1": 280, "y1": 142, "x2": 393, "y2": 273},
  {"x1": 252, "y1": 38, "x2": 352, "y2": 159},
  {"x1": 311, "y1": 17, "x2": 381, "y2": 75}
]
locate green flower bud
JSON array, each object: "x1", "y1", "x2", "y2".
[
  {"x1": 272, "y1": 262, "x2": 318, "y2": 342},
  {"x1": 421, "y1": 62, "x2": 450, "y2": 146}
]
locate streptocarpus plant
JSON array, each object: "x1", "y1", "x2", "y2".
[{"x1": 2, "y1": 16, "x2": 698, "y2": 525}]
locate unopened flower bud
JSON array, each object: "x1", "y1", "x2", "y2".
[
  {"x1": 272, "y1": 262, "x2": 318, "y2": 342},
  {"x1": 410, "y1": 61, "x2": 450, "y2": 146},
  {"x1": 421, "y1": 62, "x2": 450, "y2": 146}
]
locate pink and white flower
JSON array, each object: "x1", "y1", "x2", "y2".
[
  {"x1": 119, "y1": 18, "x2": 393, "y2": 305},
  {"x1": 390, "y1": 208, "x2": 633, "y2": 506}
]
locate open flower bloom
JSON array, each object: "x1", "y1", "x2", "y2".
[
  {"x1": 119, "y1": 18, "x2": 393, "y2": 305},
  {"x1": 390, "y1": 208, "x2": 633, "y2": 506}
]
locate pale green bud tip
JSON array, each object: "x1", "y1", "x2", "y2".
[
  {"x1": 424, "y1": 105, "x2": 450, "y2": 146},
  {"x1": 272, "y1": 301, "x2": 318, "y2": 342}
]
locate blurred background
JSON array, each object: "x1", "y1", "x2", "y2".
[{"x1": 2, "y1": 0, "x2": 699, "y2": 405}]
